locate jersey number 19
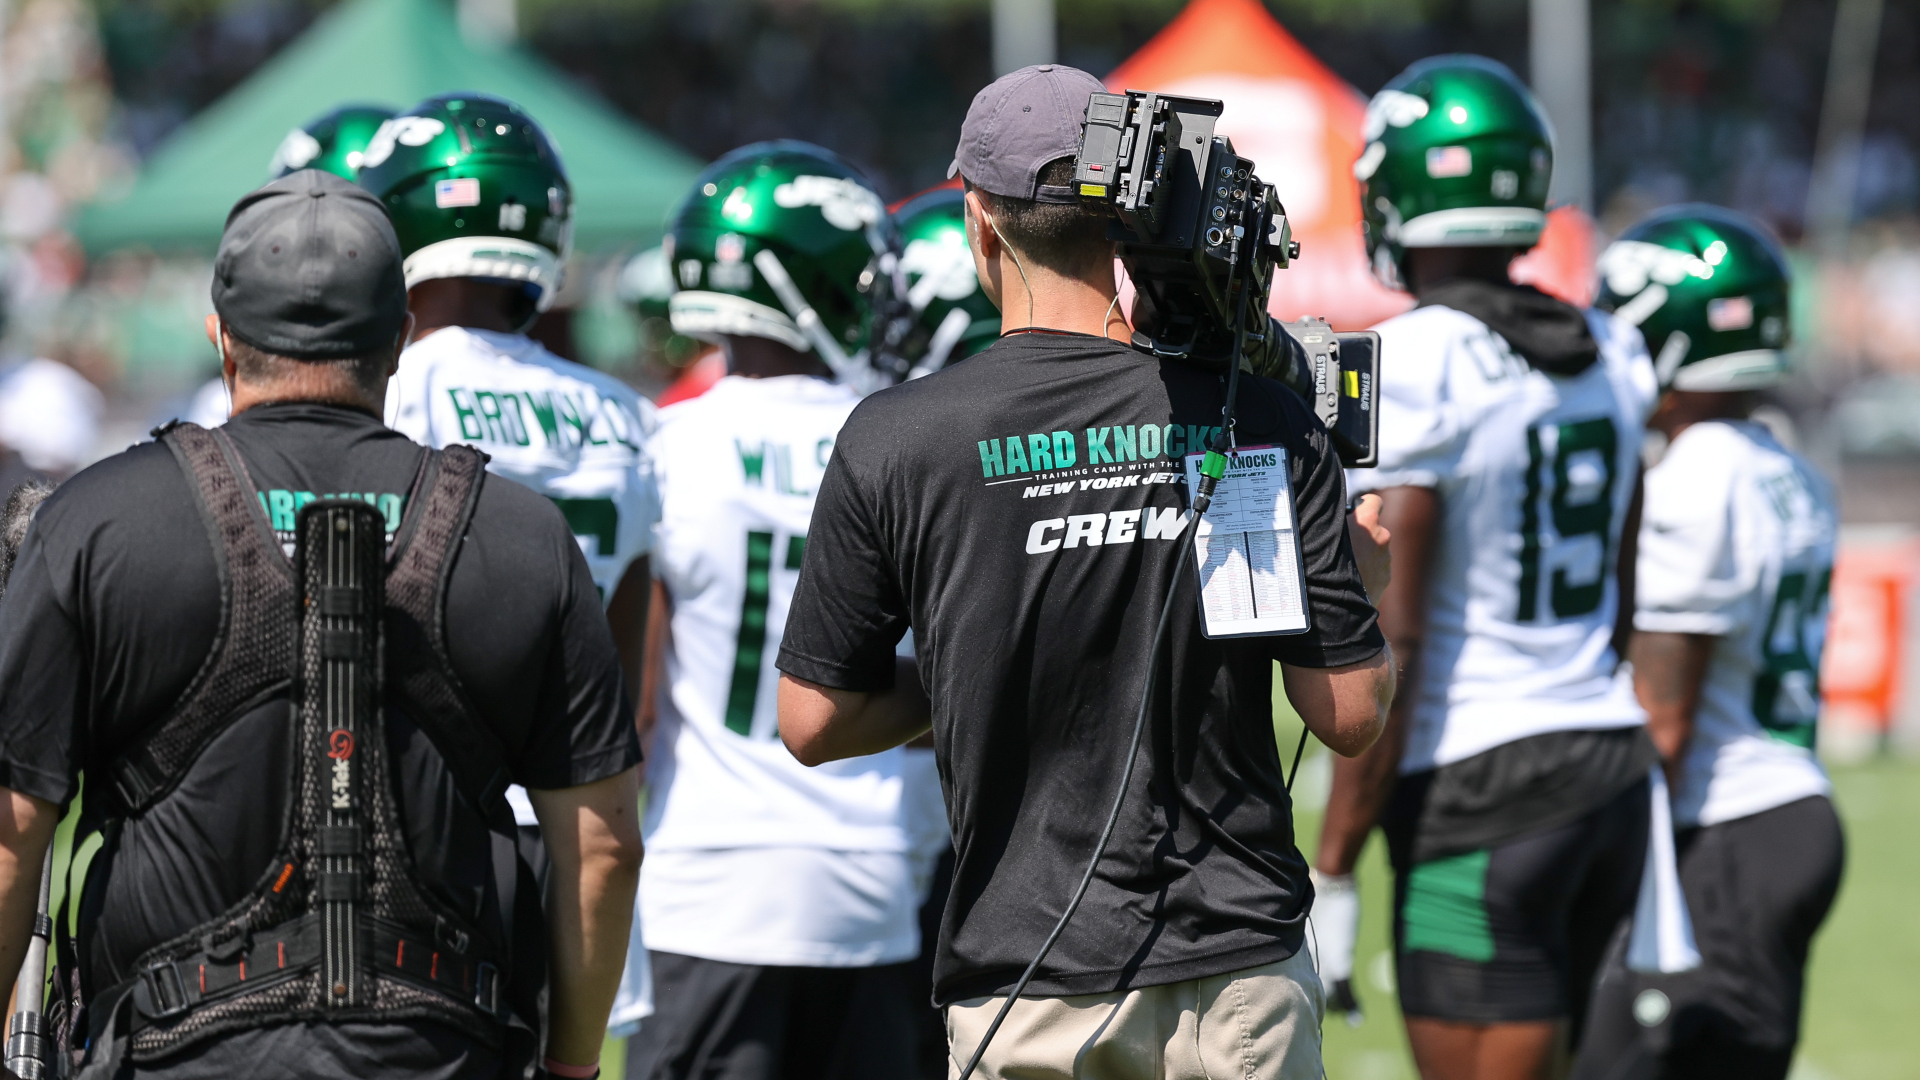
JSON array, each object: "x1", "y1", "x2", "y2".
[{"x1": 1518, "y1": 417, "x2": 1620, "y2": 622}]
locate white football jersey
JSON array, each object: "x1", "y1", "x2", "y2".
[
  {"x1": 1637, "y1": 420, "x2": 1833, "y2": 828},
  {"x1": 386, "y1": 327, "x2": 660, "y2": 600},
  {"x1": 1350, "y1": 304, "x2": 1658, "y2": 772},
  {"x1": 641, "y1": 374, "x2": 923, "y2": 966}
]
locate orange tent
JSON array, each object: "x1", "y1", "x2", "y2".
[{"x1": 1107, "y1": 0, "x2": 1595, "y2": 327}]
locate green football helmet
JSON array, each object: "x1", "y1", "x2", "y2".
[
  {"x1": 1357, "y1": 55, "x2": 1555, "y2": 290},
  {"x1": 1596, "y1": 204, "x2": 1792, "y2": 391},
  {"x1": 892, "y1": 189, "x2": 999, "y2": 375},
  {"x1": 356, "y1": 92, "x2": 573, "y2": 316},
  {"x1": 665, "y1": 140, "x2": 901, "y2": 386},
  {"x1": 267, "y1": 104, "x2": 396, "y2": 181}
]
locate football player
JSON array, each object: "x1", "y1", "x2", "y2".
[
  {"x1": 892, "y1": 187, "x2": 1000, "y2": 378},
  {"x1": 1571, "y1": 206, "x2": 1844, "y2": 1080},
  {"x1": 358, "y1": 90, "x2": 657, "y2": 665},
  {"x1": 1313, "y1": 55, "x2": 1661, "y2": 1079},
  {"x1": 185, "y1": 104, "x2": 399, "y2": 427},
  {"x1": 355, "y1": 93, "x2": 661, "y2": 1040},
  {"x1": 626, "y1": 142, "x2": 925, "y2": 1080}
]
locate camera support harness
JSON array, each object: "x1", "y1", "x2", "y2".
[{"x1": 53, "y1": 424, "x2": 535, "y2": 1074}]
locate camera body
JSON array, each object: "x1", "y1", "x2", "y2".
[{"x1": 1074, "y1": 90, "x2": 1379, "y2": 468}]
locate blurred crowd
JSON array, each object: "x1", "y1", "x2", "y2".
[{"x1": 0, "y1": 0, "x2": 1902, "y2": 498}]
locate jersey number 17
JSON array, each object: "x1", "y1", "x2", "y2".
[{"x1": 726, "y1": 530, "x2": 808, "y2": 738}]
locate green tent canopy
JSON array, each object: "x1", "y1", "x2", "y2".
[{"x1": 77, "y1": 0, "x2": 703, "y2": 253}]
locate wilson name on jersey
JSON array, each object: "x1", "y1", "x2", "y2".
[
  {"x1": 1637, "y1": 420, "x2": 1834, "y2": 827},
  {"x1": 1350, "y1": 303, "x2": 1658, "y2": 772},
  {"x1": 386, "y1": 327, "x2": 660, "y2": 599},
  {"x1": 645, "y1": 374, "x2": 913, "y2": 854}
]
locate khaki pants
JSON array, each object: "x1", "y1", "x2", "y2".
[{"x1": 945, "y1": 947, "x2": 1325, "y2": 1080}]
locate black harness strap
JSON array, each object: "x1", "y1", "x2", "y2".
[
  {"x1": 108, "y1": 424, "x2": 293, "y2": 812},
  {"x1": 104, "y1": 913, "x2": 507, "y2": 1043},
  {"x1": 384, "y1": 445, "x2": 512, "y2": 816},
  {"x1": 74, "y1": 435, "x2": 525, "y2": 1067}
]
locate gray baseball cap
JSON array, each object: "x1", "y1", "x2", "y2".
[
  {"x1": 212, "y1": 168, "x2": 408, "y2": 360},
  {"x1": 948, "y1": 64, "x2": 1105, "y2": 204}
]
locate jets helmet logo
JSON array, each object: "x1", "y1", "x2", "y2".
[
  {"x1": 1599, "y1": 241, "x2": 1720, "y2": 328},
  {"x1": 773, "y1": 175, "x2": 884, "y2": 231},
  {"x1": 362, "y1": 116, "x2": 448, "y2": 170},
  {"x1": 1363, "y1": 89, "x2": 1430, "y2": 141},
  {"x1": 901, "y1": 234, "x2": 978, "y2": 301},
  {"x1": 271, "y1": 128, "x2": 322, "y2": 174},
  {"x1": 1598, "y1": 240, "x2": 1715, "y2": 297}
]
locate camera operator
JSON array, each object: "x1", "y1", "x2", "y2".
[
  {"x1": 0, "y1": 170, "x2": 641, "y2": 1079},
  {"x1": 775, "y1": 65, "x2": 1394, "y2": 1079}
]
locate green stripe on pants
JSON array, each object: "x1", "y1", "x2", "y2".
[{"x1": 1402, "y1": 849, "x2": 1496, "y2": 962}]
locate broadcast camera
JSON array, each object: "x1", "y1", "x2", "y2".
[{"x1": 1073, "y1": 90, "x2": 1380, "y2": 467}]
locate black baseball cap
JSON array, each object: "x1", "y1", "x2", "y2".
[
  {"x1": 948, "y1": 64, "x2": 1106, "y2": 205},
  {"x1": 212, "y1": 168, "x2": 408, "y2": 360}
]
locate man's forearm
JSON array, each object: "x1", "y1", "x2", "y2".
[
  {"x1": 1315, "y1": 640, "x2": 1418, "y2": 876},
  {"x1": 0, "y1": 789, "x2": 57, "y2": 1006},
  {"x1": 546, "y1": 847, "x2": 638, "y2": 1066},
  {"x1": 1613, "y1": 471, "x2": 1644, "y2": 662},
  {"x1": 779, "y1": 657, "x2": 930, "y2": 766},
  {"x1": 1314, "y1": 484, "x2": 1436, "y2": 875},
  {"x1": 529, "y1": 771, "x2": 644, "y2": 1069},
  {"x1": 1630, "y1": 630, "x2": 1713, "y2": 789},
  {"x1": 1282, "y1": 644, "x2": 1395, "y2": 760}
]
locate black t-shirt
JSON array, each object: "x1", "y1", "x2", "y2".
[
  {"x1": 777, "y1": 332, "x2": 1383, "y2": 1004},
  {"x1": 0, "y1": 402, "x2": 638, "y2": 1079}
]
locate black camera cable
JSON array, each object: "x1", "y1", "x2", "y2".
[
  {"x1": 958, "y1": 232, "x2": 1314, "y2": 1080},
  {"x1": 952, "y1": 535, "x2": 1196, "y2": 1080}
]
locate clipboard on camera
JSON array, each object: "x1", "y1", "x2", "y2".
[{"x1": 1182, "y1": 445, "x2": 1310, "y2": 638}]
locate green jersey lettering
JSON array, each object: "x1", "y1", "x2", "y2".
[
  {"x1": 724, "y1": 531, "x2": 776, "y2": 737},
  {"x1": 448, "y1": 388, "x2": 483, "y2": 441},
  {"x1": 737, "y1": 440, "x2": 768, "y2": 486}
]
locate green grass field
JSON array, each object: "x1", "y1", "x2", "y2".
[{"x1": 1271, "y1": 704, "x2": 1920, "y2": 1080}]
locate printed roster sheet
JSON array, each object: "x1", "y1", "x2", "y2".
[{"x1": 1182, "y1": 445, "x2": 1309, "y2": 638}]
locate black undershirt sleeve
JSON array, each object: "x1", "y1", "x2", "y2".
[{"x1": 776, "y1": 421, "x2": 910, "y2": 692}]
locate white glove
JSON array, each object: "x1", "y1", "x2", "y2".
[{"x1": 1310, "y1": 870, "x2": 1362, "y2": 1017}]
